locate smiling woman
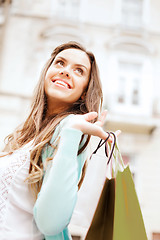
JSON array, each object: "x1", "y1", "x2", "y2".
[
  {"x1": 44, "y1": 48, "x2": 91, "y2": 115},
  {"x1": 0, "y1": 41, "x2": 117, "y2": 240}
]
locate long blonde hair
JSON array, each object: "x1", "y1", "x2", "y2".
[{"x1": 4, "y1": 41, "x2": 103, "y2": 197}]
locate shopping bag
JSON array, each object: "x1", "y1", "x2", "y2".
[
  {"x1": 85, "y1": 132, "x2": 148, "y2": 240},
  {"x1": 70, "y1": 133, "x2": 112, "y2": 231}
]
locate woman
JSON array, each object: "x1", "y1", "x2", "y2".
[{"x1": 0, "y1": 41, "x2": 119, "y2": 240}]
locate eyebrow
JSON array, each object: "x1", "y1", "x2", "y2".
[{"x1": 56, "y1": 56, "x2": 89, "y2": 71}]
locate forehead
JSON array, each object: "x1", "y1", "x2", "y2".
[{"x1": 55, "y1": 48, "x2": 91, "y2": 69}]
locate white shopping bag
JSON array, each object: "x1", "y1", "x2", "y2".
[{"x1": 70, "y1": 134, "x2": 113, "y2": 230}]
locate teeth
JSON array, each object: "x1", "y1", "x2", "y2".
[{"x1": 54, "y1": 80, "x2": 69, "y2": 88}]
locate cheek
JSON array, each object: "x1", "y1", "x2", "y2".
[
  {"x1": 45, "y1": 69, "x2": 53, "y2": 80},
  {"x1": 44, "y1": 78, "x2": 49, "y2": 95},
  {"x1": 45, "y1": 66, "x2": 58, "y2": 79},
  {"x1": 82, "y1": 76, "x2": 89, "y2": 91},
  {"x1": 76, "y1": 80, "x2": 86, "y2": 93},
  {"x1": 44, "y1": 71, "x2": 53, "y2": 93},
  {"x1": 76, "y1": 80, "x2": 89, "y2": 98}
]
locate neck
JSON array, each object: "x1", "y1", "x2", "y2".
[{"x1": 46, "y1": 101, "x2": 72, "y2": 117}]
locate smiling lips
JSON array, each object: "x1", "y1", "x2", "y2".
[{"x1": 52, "y1": 79, "x2": 71, "y2": 89}]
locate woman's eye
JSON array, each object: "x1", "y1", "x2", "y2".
[
  {"x1": 75, "y1": 68, "x2": 83, "y2": 75},
  {"x1": 55, "y1": 60, "x2": 64, "y2": 66}
]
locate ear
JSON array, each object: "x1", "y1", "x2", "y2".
[{"x1": 80, "y1": 92, "x2": 86, "y2": 100}]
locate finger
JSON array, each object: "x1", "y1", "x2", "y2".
[
  {"x1": 95, "y1": 110, "x2": 107, "y2": 127},
  {"x1": 108, "y1": 130, "x2": 121, "y2": 143},
  {"x1": 98, "y1": 110, "x2": 107, "y2": 124},
  {"x1": 83, "y1": 112, "x2": 98, "y2": 122},
  {"x1": 79, "y1": 119, "x2": 109, "y2": 140},
  {"x1": 115, "y1": 130, "x2": 121, "y2": 137},
  {"x1": 100, "y1": 110, "x2": 107, "y2": 122},
  {"x1": 86, "y1": 125, "x2": 109, "y2": 140}
]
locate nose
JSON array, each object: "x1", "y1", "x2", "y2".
[{"x1": 59, "y1": 70, "x2": 70, "y2": 78}]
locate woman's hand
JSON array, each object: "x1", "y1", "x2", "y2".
[{"x1": 68, "y1": 110, "x2": 121, "y2": 141}]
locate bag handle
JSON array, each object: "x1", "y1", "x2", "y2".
[
  {"x1": 107, "y1": 133, "x2": 125, "y2": 171},
  {"x1": 89, "y1": 132, "x2": 110, "y2": 160},
  {"x1": 105, "y1": 131, "x2": 116, "y2": 165},
  {"x1": 89, "y1": 131, "x2": 116, "y2": 164}
]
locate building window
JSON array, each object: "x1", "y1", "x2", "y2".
[
  {"x1": 121, "y1": 0, "x2": 143, "y2": 29},
  {"x1": 118, "y1": 76, "x2": 126, "y2": 104},
  {"x1": 56, "y1": 0, "x2": 80, "y2": 21},
  {"x1": 117, "y1": 61, "x2": 142, "y2": 107},
  {"x1": 132, "y1": 78, "x2": 139, "y2": 105},
  {"x1": 152, "y1": 233, "x2": 160, "y2": 240}
]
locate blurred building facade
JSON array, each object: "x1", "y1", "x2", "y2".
[{"x1": 0, "y1": 0, "x2": 160, "y2": 239}]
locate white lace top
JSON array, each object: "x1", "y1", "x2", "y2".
[
  {"x1": 0, "y1": 143, "x2": 44, "y2": 240},
  {"x1": 0, "y1": 116, "x2": 87, "y2": 240}
]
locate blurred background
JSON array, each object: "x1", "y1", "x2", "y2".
[{"x1": 0, "y1": 0, "x2": 160, "y2": 239}]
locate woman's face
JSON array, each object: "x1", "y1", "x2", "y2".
[{"x1": 44, "y1": 48, "x2": 91, "y2": 114}]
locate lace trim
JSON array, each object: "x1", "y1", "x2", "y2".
[{"x1": 0, "y1": 149, "x2": 30, "y2": 224}]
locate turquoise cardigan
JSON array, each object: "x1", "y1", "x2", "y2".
[{"x1": 33, "y1": 115, "x2": 88, "y2": 240}]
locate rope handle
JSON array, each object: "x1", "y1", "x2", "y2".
[
  {"x1": 89, "y1": 131, "x2": 116, "y2": 163},
  {"x1": 89, "y1": 131, "x2": 125, "y2": 178},
  {"x1": 105, "y1": 132, "x2": 116, "y2": 165}
]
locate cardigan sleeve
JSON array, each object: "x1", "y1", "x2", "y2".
[{"x1": 33, "y1": 127, "x2": 88, "y2": 236}]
